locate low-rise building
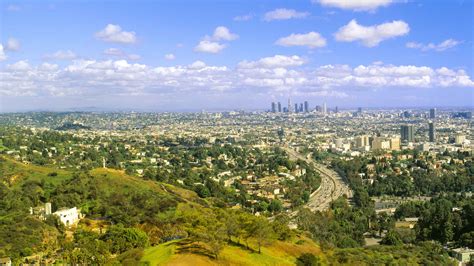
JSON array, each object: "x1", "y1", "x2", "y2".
[
  {"x1": 0, "y1": 257, "x2": 12, "y2": 266},
  {"x1": 452, "y1": 247, "x2": 474, "y2": 264},
  {"x1": 53, "y1": 207, "x2": 83, "y2": 227}
]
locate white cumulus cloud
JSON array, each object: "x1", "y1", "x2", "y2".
[
  {"x1": 276, "y1": 32, "x2": 327, "y2": 48},
  {"x1": 212, "y1": 26, "x2": 239, "y2": 41},
  {"x1": 315, "y1": 0, "x2": 393, "y2": 11},
  {"x1": 334, "y1": 19, "x2": 409, "y2": 47},
  {"x1": 194, "y1": 40, "x2": 226, "y2": 54},
  {"x1": 264, "y1": 8, "x2": 309, "y2": 21},
  {"x1": 1, "y1": 59, "x2": 472, "y2": 98},
  {"x1": 95, "y1": 24, "x2": 137, "y2": 44},
  {"x1": 194, "y1": 26, "x2": 238, "y2": 54},
  {"x1": 238, "y1": 55, "x2": 307, "y2": 69},
  {"x1": 406, "y1": 39, "x2": 461, "y2": 52}
]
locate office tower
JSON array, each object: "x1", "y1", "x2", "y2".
[
  {"x1": 304, "y1": 101, "x2": 309, "y2": 112},
  {"x1": 372, "y1": 137, "x2": 391, "y2": 150},
  {"x1": 283, "y1": 107, "x2": 288, "y2": 113},
  {"x1": 323, "y1": 103, "x2": 327, "y2": 114},
  {"x1": 271, "y1": 102, "x2": 276, "y2": 113},
  {"x1": 453, "y1": 112, "x2": 472, "y2": 119},
  {"x1": 455, "y1": 134, "x2": 466, "y2": 144},
  {"x1": 277, "y1": 102, "x2": 282, "y2": 112},
  {"x1": 299, "y1": 103, "x2": 303, "y2": 113},
  {"x1": 315, "y1": 105, "x2": 321, "y2": 112},
  {"x1": 288, "y1": 98, "x2": 292, "y2": 113},
  {"x1": 390, "y1": 137, "x2": 401, "y2": 151},
  {"x1": 358, "y1": 107, "x2": 362, "y2": 113},
  {"x1": 335, "y1": 106, "x2": 338, "y2": 113},
  {"x1": 295, "y1": 103, "x2": 299, "y2": 113},
  {"x1": 430, "y1": 108, "x2": 436, "y2": 119},
  {"x1": 401, "y1": 125, "x2": 414, "y2": 142},
  {"x1": 356, "y1": 135, "x2": 369, "y2": 148},
  {"x1": 429, "y1": 122, "x2": 435, "y2": 142}
]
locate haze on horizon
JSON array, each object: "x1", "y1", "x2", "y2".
[{"x1": 0, "y1": 0, "x2": 473, "y2": 112}]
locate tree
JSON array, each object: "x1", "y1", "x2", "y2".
[
  {"x1": 380, "y1": 230, "x2": 402, "y2": 246},
  {"x1": 249, "y1": 217, "x2": 275, "y2": 253},
  {"x1": 268, "y1": 199, "x2": 283, "y2": 214},
  {"x1": 205, "y1": 223, "x2": 227, "y2": 259},
  {"x1": 376, "y1": 212, "x2": 394, "y2": 237},
  {"x1": 416, "y1": 198, "x2": 454, "y2": 244},
  {"x1": 272, "y1": 214, "x2": 293, "y2": 241}
]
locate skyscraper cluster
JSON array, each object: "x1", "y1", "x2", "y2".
[{"x1": 271, "y1": 99, "x2": 310, "y2": 113}]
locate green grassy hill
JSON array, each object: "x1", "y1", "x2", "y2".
[
  {"x1": 0, "y1": 156, "x2": 456, "y2": 265},
  {"x1": 140, "y1": 237, "x2": 324, "y2": 266}
]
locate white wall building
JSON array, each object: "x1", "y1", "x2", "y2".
[{"x1": 53, "y1": 207, "x2": 82, "y2": 227}]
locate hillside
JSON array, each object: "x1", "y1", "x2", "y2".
[
  {"x1": 140, "y1": 237, "x2": 323, "y2": 266},
  {"x1": 0, "y1": 156, "x2": 205, "y2": 261},
  {"x1": 0, "y1": 156, "x2": 456, "y2": 265},
  {"x1": 1, "y1": 156, "x2": 314, "y2": 264}
]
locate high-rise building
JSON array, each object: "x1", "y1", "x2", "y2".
[
  {"x1": 403, "y1": 111, "x2": 411, "y2": 118},
  {"x1": 372, "y1": 137, "x2": 391, "y2": 150},
  {"x1": 294, "y1": 103, "x2": 299, "y2": 113},
  {"x1": 430, "y1": 108, "x2": 436, "y2": 119},
  {"x1": 299, "y1": 103, "x2": 303, "y2": 113},
  {"x1": 323, "y1": 103, "x2": 327, "y2": 114},
  {"x1": 390, "y1": 137, "x2": 400, "y2": 151},
  {"x1": 358, "y1": 107, "x2": 362, "y2": 113},
  {"x1": 401, "y1": 125, "x2": 414, "y2": 142},
  {"x1": 304, "y1": 101, "x2": 309, "y2": 112},
  {"x1": 429, "y1": 122, "x2": 435, "y2": 142},
  {"x1": 455, "y1": 134, "x2": 466, "y2": 144},
  {"x1": 356, "y1": 135, "x2": 369, "y2": 148},
  {"x1": 335, "y1": 106, "x2": 338, "y2": 113},
  {"x1": 271, "y1": 102, "x2": 276, "y2": 113},
  {"x1": 453, "y1": 112, "x2": 472, "y2": 119},
  {"x1": 288, "y1": 98, "x2": 292, "y2": 113},
  {"x1": 315, "y1": 105, "x2": 321, "y2": 112},
  {"x1": 277, "y1": 102, "x2": 282, "y2": 112}
]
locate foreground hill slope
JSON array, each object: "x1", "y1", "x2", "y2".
[{"x1": 0, "y1": 156, "x2": 456, "y2": 265}]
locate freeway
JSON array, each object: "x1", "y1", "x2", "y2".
[{"x1": 282, "y1": 146, "x2": 353, "y2": 213}]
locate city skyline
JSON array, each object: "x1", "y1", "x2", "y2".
[{"x1": 1, "y1": 0, "x2": 473, "y2": 112}]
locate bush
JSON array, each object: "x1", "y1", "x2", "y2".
[
  {"x1": 297, "y1": 253, "x2": 321, "y2": 266},
  {"x1": 101, "y1": 225, "x2": 149, "y2": 254}
]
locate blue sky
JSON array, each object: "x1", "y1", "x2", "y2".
[{"x1": 0, "y1": 0, "x2": 473, "y2": 111}]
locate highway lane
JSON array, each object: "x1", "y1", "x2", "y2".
[{"x1": 282, "y1": 146, "x2": 353, "y2": 213}]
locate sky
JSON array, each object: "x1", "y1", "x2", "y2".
[{"x1": 0, "y1": 0, "x2": 473, "y2": 112}]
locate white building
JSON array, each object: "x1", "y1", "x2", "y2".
[
  {"x1": 53, "y1": 207, "x2": 83, "y2": 227},
  {"x1": 0, "y1": 257, "x2": 12, "y2": 266}
]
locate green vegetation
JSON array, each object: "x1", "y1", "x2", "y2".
[
  {"x1": 328, "y1": 243, "x2": 454, "y2": 265},
  {"x1": 0, "y1": 156, "x2": 301, "y2": 264}
]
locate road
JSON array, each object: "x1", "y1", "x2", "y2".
[{"x1": 282, "y1": 146, "x2": 353, "y2": 213}]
